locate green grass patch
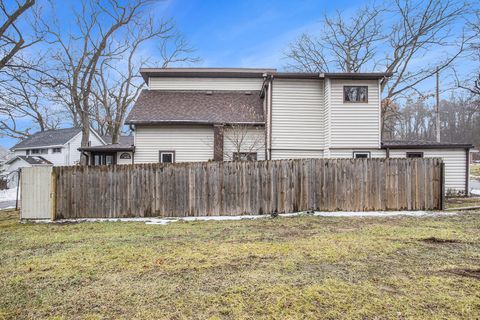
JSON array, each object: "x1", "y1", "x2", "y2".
[
  {"x1": 471, "y1": 164, "x2": 480, "y2": 177},
  {"x1": 1, "y1": 210, "x2": 479, "y2": 319}
]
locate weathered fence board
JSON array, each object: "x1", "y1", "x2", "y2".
[{"x1": 49, "y1": 158, "x2": 443, "y2": 219}]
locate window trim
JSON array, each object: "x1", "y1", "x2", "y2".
[
  {"x1": 406, "y1": 152, "x2": 424, "y2": 158},
  {"x1": 159, "y1": 150, "x2": 175, "y2": 163},
  {"x1": 353, "y1": 151, "x2": 371, "y2": 159},
  {"x1": 343, "y1": 85, "x2": 369, "y2": 103},
  {"x1": 52, "y1": 147, "x2": 62, "y2": 153},
  {"x1": 233, "y1": 152, "x2": 258, "y2": 161}
]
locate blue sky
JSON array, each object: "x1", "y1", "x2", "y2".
[{"x1": 1, "y1": 0, "x2": 476, "y2": 148}]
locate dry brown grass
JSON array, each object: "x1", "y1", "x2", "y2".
[{"x1": 1, "y1": 209, "x2": 479, "y2": 319}]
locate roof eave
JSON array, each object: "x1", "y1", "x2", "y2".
[
  {"x1": 125, "y1": 120, "x2": 266, "y2": 126},
  {"x1": 381, "y1": 143, "x2": 474, "y2": 149}
]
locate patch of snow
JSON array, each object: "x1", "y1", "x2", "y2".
[
  {"x1": 0, "y1": 188, "x2": 17, "y2": 202},
  {"x1": 28, "y1": 210, "x2": 457, "y2": 225},
  {"x1": 471, "y1": 189, "x2": 480, "y2": 196}
]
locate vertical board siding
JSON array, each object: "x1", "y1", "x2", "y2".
[
  {"x1": 53, "y1": 158, "x2": 443, "y2": 219},
  {"x1": 149, "y1": 77, "x2": 264, "y2": 91},
  {"x1": 329, "y1": 79, "x2": 380, "y2": 148},
  {"x1": 271, "y1": 79, "x2": 325, "y2": 156},
  {"x1": 21, "y1": 167, "x2": 53, "y2": 219}
]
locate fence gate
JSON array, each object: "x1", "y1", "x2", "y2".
[{"x1": 20, "y1": 166, "x2": 54, "y2": 219}]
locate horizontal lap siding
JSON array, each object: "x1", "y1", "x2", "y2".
[
  {"x1": 329, "y1": 149, "x2": 386, "y2": 158},
  {"x1": 223, "y1": 127, "x2": 266, "y2": 161},
  {"x1": 149, "y1": 77, "x2": 264, "y2": 90},
  {"x1": 329, "y1": 79, "x2": 380, "y2": 149},
  {"x1": 134, "y1": 125, "x2": 214, "y2": 163},
  {"x1": 271, "y1": 150, "x2": 323, "y2": 160},
  {"x1": 390, "y1": 149, "x2": 467, "y2": 192},
  {"x1": 271, "y1": 79, "x2": 324, "y2": 159}
]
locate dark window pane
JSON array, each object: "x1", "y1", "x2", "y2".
[
  {"x1": 162, "y1": 153, "x2": 173, "y2": 163},
  {"x1": 407, "y1": 152, "x2": 423, "y2": 158}
]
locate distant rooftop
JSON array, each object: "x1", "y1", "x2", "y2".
[
  {"x1": 11, "y1": 128, "x2": 82, "y2": 150},
  {"x1": 6, "y1": 155, "x2": 52, "y2": 165}
]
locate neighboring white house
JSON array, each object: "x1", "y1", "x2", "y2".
[
  {"x1": 9, "y1": 127, "x2": 105, "y2": 168},
  {"x1": 124, "y1": 68, "x2": 474, "y2": 195}
]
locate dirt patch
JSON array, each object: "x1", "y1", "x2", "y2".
[
  {"x1": 445, "y1": 268, "x2": 480, "y2": 280},
  {"x1": 420, "y1": 237, "x2": 461, "y2": 244}
]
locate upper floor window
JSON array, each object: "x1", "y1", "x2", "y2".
[
  {"x1": 344, "y1": 86, "x2": 368, "y2": 103},
  {"x1": 31, "y1": 148, "x2": 48, "y2": 154},
  {"x1": 406, "y1": 152, "x2": 424, "y2": 158},
  {"x1": 52, "y1": 148, "x2": 62, "y2": 153}
]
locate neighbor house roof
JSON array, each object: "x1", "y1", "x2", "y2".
[
  {"x1": 6, "y1": 155, "x2": 52, "y2": 165},
  {"x1": 140, "y1": 67, "x2": 392, "y2": 83},
  {"x1": 79, "y1": 135, "x2": 135, "y2": 152},
  {"x1": 382, "y1": 140, "x2": 474, "y2": 149},
  {"x1": 125, "y1": 90, "x2": 265, "y2": 125},
  {"x1": 11, "y1": 128, "x2": 82, "y2": 150}
]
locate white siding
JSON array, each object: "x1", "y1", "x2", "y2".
[
  {"x1": 329, "y1": 149, "x2": 386, "y2": 158},
  {"x1": 271, "y1": 150, "x2": 323, "y2": 160},
  {"x1": 7, "y1": 158, "x2": 32, "y2": 171},
  {"x1": 20, "y1": 167, "x2": 53, "y2": 219},
  {"x1": 223, "y1": 127, "x2": 266, "y2": 161},
  {"x1": 117, "y1": 152, "x2": 134, "y2": 165},
  {"x1": 149, "y1": 77, "x2": 264, "y2": 91},
  {"x1": 66, "y1": 132, "x2": 104, "y2": 165},
  {"x1": 134, "y1": 125, "x2": 214, "y2": 163},
  {"x1": 271, "y1": 79, "x2": 324, "y2": 158},
  {"x1": 390, "y1": 149, "x2": 468, "y2": 192},
  {"x1": 329, "y1": 79, "x2": 380, "y2": 148}
]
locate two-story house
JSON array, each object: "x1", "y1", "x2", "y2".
[{"x1": 121, "y1": 68, "x2": 472, "y2": 194}]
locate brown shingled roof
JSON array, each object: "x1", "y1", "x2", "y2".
[{"x1": 125, "y1": 90, "x2": 265, "y2": 125}]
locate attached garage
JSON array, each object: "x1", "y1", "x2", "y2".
[{"x1": 382, "y1": 141, "x2": 473, "y2": 195}]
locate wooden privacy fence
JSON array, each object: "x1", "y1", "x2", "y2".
[{"x1": 50, "y1": 158, "x2": 444, "y2": 219}]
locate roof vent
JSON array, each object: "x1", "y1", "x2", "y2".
[
  {"x1": 205, "y1": 91, "x2": 213, "y2": 95},
  {"x1": 244, "y1": 91, "x2": 252, "y2": 95}
]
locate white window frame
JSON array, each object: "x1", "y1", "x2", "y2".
[
  {"x1": 159, "y1": 151, "x2": 175, "y2": 163},
  {"x1": 353, "y1": 151, "x2": 371, "y2": 159}
]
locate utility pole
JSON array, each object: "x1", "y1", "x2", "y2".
[{"x1": 435, "y1": 67, "x2": 440, "y2": 142}]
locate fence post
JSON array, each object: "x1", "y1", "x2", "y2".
[
  {"x1": 440, "y1": 162, "x2": 445, "y2": 210},
  {"x1": 50, "y1": 168, "x2": 57, "y2": 220}
]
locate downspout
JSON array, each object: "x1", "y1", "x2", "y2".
[
  {"x1": 466, "y1": 148, "x2": 470, "y2": 196},
  {"x1": 386, "y1": 148, "x2": 390, "y2": 158},
  {"x1": 268, "y1": 75, "x2": 273, "y2": 160}
]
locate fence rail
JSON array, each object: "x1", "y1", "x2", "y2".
[{"x1": 51, "y1": 158, "x2": 444, "y2": 219}]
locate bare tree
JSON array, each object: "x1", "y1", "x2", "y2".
[
  {"x1": 0, "y1": 65, "x2": 61, "y2": 139},
  {"x1": 285, "y1": 0, "x2": 471, "y2": 135},
  {"x1": 223, "y1": 124, "x2": 265, "y2": 161},
  {"x1": 91, "y1": 18, "x2": 199, "y2": 143},
  {"x1": 286, "y1": 5, "x2": 384, "y2": 72},
  {"x1": 0, "y1": 0, "x2": 37, "y2": 71},
  {"x1": 42, "y1": 0, "x2": 154, "y2": 163}
]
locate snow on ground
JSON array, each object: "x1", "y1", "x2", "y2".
[
  {"x1": 0, "y1": 188, "x2": 17, "y2": 202},
  {"x1": 471, "y1": 189, "x2": 480, "y2": 196},
  {"x1": 28, "y1": 210, "x2": 457, "y2": 225}
]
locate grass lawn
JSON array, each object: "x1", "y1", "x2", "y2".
[
  {"x1": 1, "y1": 209, "x2": 480, "y2": 319},
  {"x1": 471, "y1": 164, "x2": 480, "y2": 178}
]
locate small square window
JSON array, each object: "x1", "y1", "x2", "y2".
[
  {"x1": 26, "y1": 150, "x2": 30, "y2": 155},
  {"x1": 344, "y1": 86, "x2": 368, "y2": 103},
  {"x1": 52, "y1": 148, "x2": 62, "y2": 153},
  {"x1": 159, "y1": 151, "x2": 175, "y2": 163},
  {"x1": 406, "y1": 152, "x2": 424, "y2": 158},
  {"x1": 353, "y1": 151, "x2": 371, "y2": 159}
]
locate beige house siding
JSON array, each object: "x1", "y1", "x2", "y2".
[
  {"x1": 329, "y1": 79, "x2": 380, "y2": 149},
  {"x1": 134, "y1": 125, "x2": 214, "y2": 163},
  {"x1": 148, "y1": 77, "x2": 264, "y2": 91},
  {"x1": 223, "y1": 126, "x2": 266, "y2": 161},
  {"x1": 271, "y1": 79, "x2": 324, "y2": 158},
  {"x1": 389, "y1": 149, "x2": 468, "y2": 192},
  {"x1": 329, "y1": 149, "x2": 387, "y2": 158},
  {"x1": 271, "y1": 150, "x2": 323, "y2": 160}
]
